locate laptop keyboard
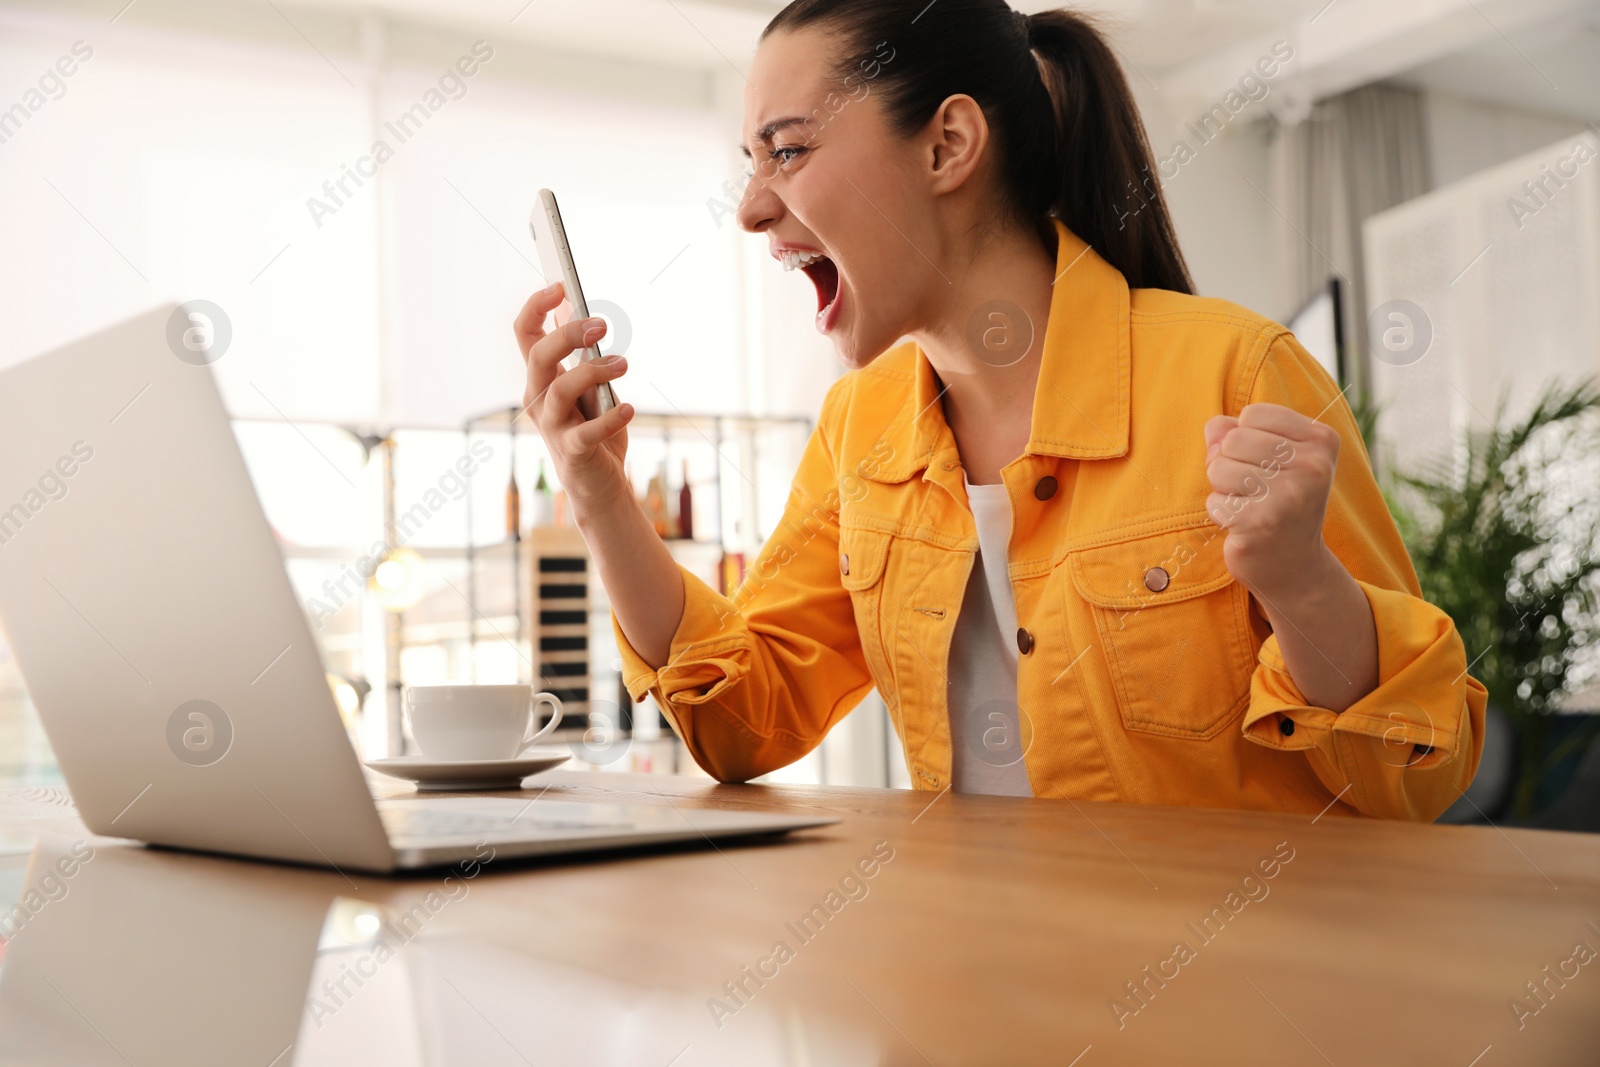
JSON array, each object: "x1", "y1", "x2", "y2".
[{"x1": 378, "y1": 803, "x2": 636, "y2": 842}]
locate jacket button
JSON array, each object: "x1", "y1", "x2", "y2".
[
  {"x1": 839, "y1": 553, "x2": 850, "y2": 576},
  {"x1": 1016, "y1": 627, "x2": 1034, "y2": 655},
  {"x1": 1279, "y1": 717, "x2": 1295, "y2": 737},
  {"x1": 1144, "y1": 567, "x2": 1170, "y2": 592},
  {"x1": 1034, "y1": 475, "x2": 1058, "y2": 501}
]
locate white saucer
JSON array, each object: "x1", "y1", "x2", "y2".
[{"x1": 364, "y1": 750, "x2": 571, "y2": 791}]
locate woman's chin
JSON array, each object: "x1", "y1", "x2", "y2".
[
  {"x1": 830, "y1": 326, "x2": 891, "y2": 371},
  {"x1": 834, "y1": 343, "x2": 877, "y2": 372}
]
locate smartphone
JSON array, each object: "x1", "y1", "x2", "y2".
[{"x1": 529, "y1": 188, "x2": 617, "y2": 420}]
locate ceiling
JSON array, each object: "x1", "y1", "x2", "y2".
[
  {"x1": 8, "y1": 0, "x2": 1599, "y2": 122},
  {"x1": 241, "y1": 0, "x2": 1346, "y2": 75},
  {"x1": 1396, "y1": 2, "x2": 1600, "y2": 123},
  {"x1": 264, "y1": 0, "x2": 1600, "y2": 123}
]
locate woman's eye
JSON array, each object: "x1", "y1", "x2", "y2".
[{"x1": 770, "y1": 146, "x2": 806, "y2": 165}]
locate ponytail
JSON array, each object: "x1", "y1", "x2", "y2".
[
  {"x1": 763, "y1": 1, "x2": 1195, "y2": 293},
  {"x1": 1026, "y1": 11, "x2": 1194, "y2": 293}
]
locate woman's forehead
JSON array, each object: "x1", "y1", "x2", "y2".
[
  {"x1": 746, "y1": 30, "x2": 841, "y2": 111},
  {"x1": 742, "y1": 30, "x2": 852, "y2": 153}
]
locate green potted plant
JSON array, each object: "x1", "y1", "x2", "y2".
[{"x1": 1383, "y1": 381, "x2": 1600, "y2": 822}]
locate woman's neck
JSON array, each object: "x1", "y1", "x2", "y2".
[{"x1": 909, "y1": 220, "x2": 1057, "y2": 486}]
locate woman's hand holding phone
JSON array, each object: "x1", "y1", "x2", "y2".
[
  {"x1": 516, "y1": 280, "x2": 635, "y2": 507},
  {"x1": 513, "y1": 279, "x2": 683, "y2": 669}
]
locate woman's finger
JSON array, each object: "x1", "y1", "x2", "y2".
[
  {"x1": 1214, "y1": 425, "x2": 1289, "y2": 466},
  {"x1": 1206, "y1": 490, "x2": 1253, "y2": 529},
  {"x1": 1205, "y1": 455, "x2": 1275, "y2": 499},
  {"x1": 515, "y1": 282, "x2": 567, "y2": 406},
  {"x1": 527, "y1": 317, "x2": 608, "y2": 409},
  {"x1": 514, "y1": 281, "x2": 565, "y2": 362},
  {"x1": 1239, "y1": 401, "x2": 1323, "y2": 442},
  {"x1": 546, "y1": 354, "x2": 628, "y2": 418},
  {"x1": 1203, "y1": 414, "x2": 1238, "y2": 458},
  {"x1": 566, "y1": 400, "x2": 635, "y2": 452},
  {"x1": 524, "y1": 357, "x2": 566, "y2": 417}
]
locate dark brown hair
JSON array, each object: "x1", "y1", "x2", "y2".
[{"x1": 762, "y1": 0, "x2": 1194, "y2": 293}]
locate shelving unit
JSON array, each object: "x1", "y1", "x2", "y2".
[
  {"x1": 229, "y1": 405, "x2": 812, "y2": 767},
  {"x1": 459, "y1": 404, "x2": 813, "y2": 763}
]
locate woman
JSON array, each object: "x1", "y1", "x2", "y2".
[{"x1": 516, "y1": 0, "x2": 1486, "y2": 820}]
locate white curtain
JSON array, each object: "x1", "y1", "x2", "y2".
[{"x1": 1269, "y1": 84, "x2": 1433, "y2": 397}]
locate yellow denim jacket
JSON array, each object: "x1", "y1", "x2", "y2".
[{"x1": 614, "y1": 219, "x2": 1487, "y2": 821}]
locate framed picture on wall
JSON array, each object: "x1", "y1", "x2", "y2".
[{"x1": 1286, "y1": 276, "x2": 1347, "y2": 389}]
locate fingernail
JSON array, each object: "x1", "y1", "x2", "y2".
[
  {"x1": 604, "y1": 354, "x2": 626, "y2": 365},
  {"x1": 543, "y1": 280, "x2": 560, "y2": 293},
  {"x1": 1207, "y1": 443, "x2": 1221, "y2": 461}
]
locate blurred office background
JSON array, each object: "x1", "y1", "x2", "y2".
[{"x1": 0, "y1": 0, "x2": 1597, "y2": 822}]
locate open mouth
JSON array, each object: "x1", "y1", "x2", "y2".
[
  {"x1": 801, "y1": 257, "x2": 839, "y2": 317},
  {"x1": 779, "y1": 249, "x2": 842, "y2": 331}
]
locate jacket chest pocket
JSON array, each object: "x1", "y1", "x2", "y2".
[
  {"x1": 1067, "y1": 526, "x2": 1254, "y2": 740},
  {"x1": 838, "y1": 527, "x2": 897, "y2": 702}
]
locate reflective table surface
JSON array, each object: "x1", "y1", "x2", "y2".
[{"x1": 0, "y1": 771, "x2": 1597, "y2": 1065}]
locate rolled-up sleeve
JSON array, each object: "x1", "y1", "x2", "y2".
[
  {"x1": 610, "y1": 378, "x2": 874, "y2": 783},
  {"x1": 1237, "y1": 332, "x2": 1488, "y2": 821}
]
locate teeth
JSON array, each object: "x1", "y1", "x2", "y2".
[{"x1": 779, "y1": 249, "x2": 825, "y2": 272}]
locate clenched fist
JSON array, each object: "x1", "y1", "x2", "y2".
[{"x1": 1203, "y1": 402, "x2": 1341, "y2": 602}]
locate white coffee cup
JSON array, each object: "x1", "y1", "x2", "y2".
[{"x1": 404, "y1": 685, "x2": 563, "y2": 761}]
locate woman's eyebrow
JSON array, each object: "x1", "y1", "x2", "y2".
[{"x1": 738, "y1": 116, "x2": 812, "y2": 158}]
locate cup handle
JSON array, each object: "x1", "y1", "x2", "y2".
[{"x1": 518, "y1": 692, "x2": 564, "y2": 753}]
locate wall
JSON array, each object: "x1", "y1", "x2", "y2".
[
  {"x1": 1424, "y1": 89, "x2": 1593, "y2": 188},
  {"x1": 1127, "y1": 84, "x2": 1600, "y2": 339}
]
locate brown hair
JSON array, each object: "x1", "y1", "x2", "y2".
[{"x1": 762, "y1": 0, "x2": 1194, "y2": 293}]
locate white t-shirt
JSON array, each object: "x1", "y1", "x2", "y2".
[{"x1": 946, "y1": 475, "x2": 1033, "y2": 796}]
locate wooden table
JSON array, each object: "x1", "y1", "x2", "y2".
[{"x1": 2, "y1": 771, "x2": 1597, "y2": 1066}]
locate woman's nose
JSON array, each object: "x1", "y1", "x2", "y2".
[{"x1": 735, "y1": 166, "x2": 780, "y2": 234}]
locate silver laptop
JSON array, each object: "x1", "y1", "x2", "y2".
[{"x1": 0, "y1": 306, "x2": 834, "y2": 872}]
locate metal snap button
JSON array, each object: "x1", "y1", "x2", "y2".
[
  {"x1": 1034, "y1": 475, "x2": 1057, "y2": 501},
  {"x1": 839, "y1": 553, "x2": 850, "y2": 576},
  {"x1": 1016, "y1": 627, "x2": 1034, "y2": 655},
  {"x1": 1143, "y1": 566, "x2": 1170, "y2": 592}
]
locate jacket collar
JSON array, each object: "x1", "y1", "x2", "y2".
[{"x1": 867, "y1": 218, "x2": 1132, "y2": 483}]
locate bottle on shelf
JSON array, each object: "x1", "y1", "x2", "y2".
[
  {"x1": 505, "y1": 463, "x2": 521, "y2": 542},
  {"x1": 664, "y1": 459, "x2": 681, "y2": 539},
  {"x1": 532, "y1": 460, "x2": 556, "y2": 528},
  {"x1": 677, "y1": 459, "x2": 694, "y2": 541},
  {"x1": 644, "y1": 464, "x2": 669, "y2": 539}
]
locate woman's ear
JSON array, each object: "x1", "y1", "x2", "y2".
[{"x1": 923, "y1": 93, "x2": 989, "y2": 196}]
